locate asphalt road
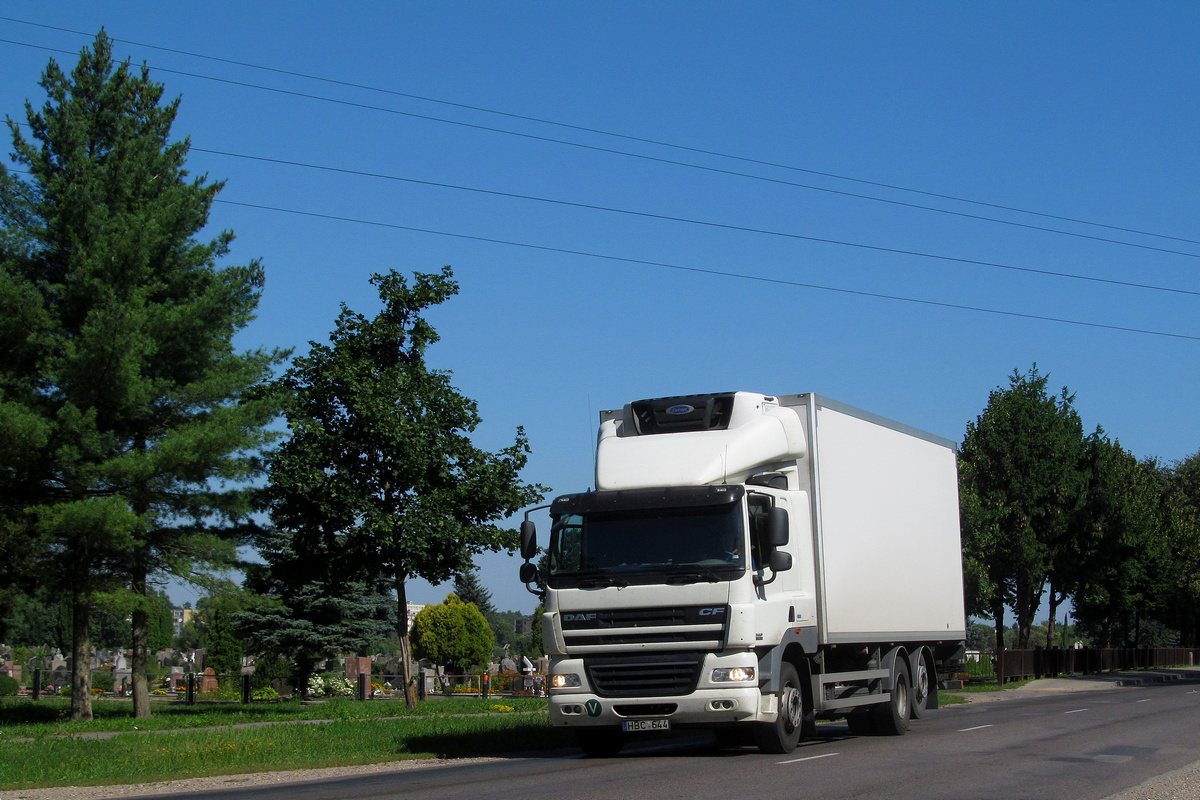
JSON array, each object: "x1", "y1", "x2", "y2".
[{"x1": 125, "y1": 672, "x2": 1200, "y2": 800}]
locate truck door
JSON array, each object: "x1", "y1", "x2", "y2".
[{"x1": 747, "y1": 492, "x2": 800, "y2": 625}]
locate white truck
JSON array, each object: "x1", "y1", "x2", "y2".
[{"x1": 518, "y1": 391, "x2": 966, "y2": 756}]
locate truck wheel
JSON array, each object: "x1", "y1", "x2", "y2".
[
  {"x1": 576, "y1": 727, "x2": 624, "y2": 757},
  {"x1": 754, "y1": 662, "x2": 805, "y2": 754},
  {"x1": 910, "y1": 649, "x2": 934, "y2": 719},
  {"x1": 871, "y1": 658, "x2": 911, "y2": 736}
]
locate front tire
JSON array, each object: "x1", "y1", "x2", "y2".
[{"x1": 754, "y1": 662, "x2": 806, "y2": 754}]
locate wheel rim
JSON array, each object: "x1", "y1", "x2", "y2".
[
  {"x1": 782, "y1": 681, "x2": 803, "y2": 732},
  {"x1": 896, "y1": 674, "x2": 909, "y2": 719},
  {"x1": 914, "y1": 662, "x2": 929, "y2": 706}
]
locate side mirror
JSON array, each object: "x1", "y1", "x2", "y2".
[
  {"x1": 766, "y1": 507, "x2": 789, "y2": 548},
  {"x1": 769, "y1": 550, "x2": 792, "y2": 573},
  {"x1": 520, "y1": 520, "x2": 537, "y2": 560},
  {"x1": 519, "y1": 562, "x2": 539, "y2": 584}
]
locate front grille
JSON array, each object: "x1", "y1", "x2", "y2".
[
  {"x1": 561, "y1": 605, "x2": 728, "y2": 653},
  {"x1": 585, "y1": 652, "x2": 705, "y2": 698},
  {"x1": 575, "y1": 630, "x2": 720, "y2": 646}
]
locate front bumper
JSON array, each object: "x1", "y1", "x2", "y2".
[{"x1": 548, "y1": 654, "x2": 765, "y2": 729}]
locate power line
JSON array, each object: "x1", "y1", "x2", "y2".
[
  {"x1": 2, "y1": 24, "x2": 1199, "y2": 259},
  {"x1": 2, "y1": 163, "x2": 1193, "y2": 342},
  {"x1": 194, "y1": 147, "x2": 1200, "y2": 299},
  {"x1": 3, "y1": 29, "x2": 1195, "y2": 340},
  {"x1": 215, "y1": 198, "x2": 1200, "y2": 343}
]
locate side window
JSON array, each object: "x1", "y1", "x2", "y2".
[
  {"x1": 550, "y1": 514, "x2": 583, "y2": 573},
  {"x1": 747, "y1": 494, "x2": 773, "y2": 570}
]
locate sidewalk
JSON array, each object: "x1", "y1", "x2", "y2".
[{"x1": 955, "y1": 665, "x2": 1200, "y2": 702}]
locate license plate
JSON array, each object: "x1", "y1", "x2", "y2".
[{"x1": 622, "y1": 718, "x2": 670, "y2": 732}]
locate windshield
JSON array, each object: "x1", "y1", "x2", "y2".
[{"x1": 547, "y1": 503, "x2": 746, "y2": 588}]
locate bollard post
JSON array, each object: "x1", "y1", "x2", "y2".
[
  {"x1": 32, "y1": 668, "x2": 42, "y2": 701},
  {"x1": 241, "y1": 674, "x2": 252, "y2": 704},
  {"x1": 186, "y1": 672, "x2": 196, "y2": 705},
  {"x1": 417, "y1": 668, "x2": 426, "y2": 700},
  {"x1": 481, "y1": 672, "x2": 489, "y2": 700},
  {"x1": 357, "y1": 672, "x2": 368, "y2": 701}
]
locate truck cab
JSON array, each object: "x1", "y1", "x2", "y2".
[{"x1": 519, "y1": 391, "x2": 965, "y2": 756}]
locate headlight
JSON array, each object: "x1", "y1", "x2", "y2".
[
  {"x1": 711, "y1": 666, "x2": 755, "y2": 683},
  {"x1": 550, "y1": 673, "x2": 581, "y2": 689}
]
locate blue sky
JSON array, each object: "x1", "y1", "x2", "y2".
[{"x1": 2, "y1": 4, "x2": 1197, "y2": 616}]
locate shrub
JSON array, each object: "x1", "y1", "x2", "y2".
[
  {"x1": 306, "y1": 674, "x2": 354, "y2": 697},
  {"x1": 0, "y1": 675, "x2": 19, "y2": 696},
  {"x1": 91, "y1": 672, "x2": 114, "y2": 693},
  {"x1": 252, "y1": 686, "x2": 280, "y2": 702},
  {"x1": 251, "y1": 653, "x2": 294, "y2": 689}
]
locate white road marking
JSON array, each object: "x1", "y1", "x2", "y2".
[
  {"x1": 959, "y1": 724, "x2": 994, "y2": 732},
  {"x1": 778, "y1": 752, "x2": 839, "y2": 765},
  {"x1": 1065, "y1": 708, "x2": 1088, "y2": 714}
]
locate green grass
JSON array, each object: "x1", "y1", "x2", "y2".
[
  {"x1": 0, "y1": 698, "x2": 556, "y2": 790},
  {"x1": 0, "y1": 696, "x2": 546, "y2": 739},
  {"x1": 939, "y1": 677, "x2": 1035, "y2": 704}
]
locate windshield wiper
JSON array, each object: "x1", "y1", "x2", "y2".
[
  {"x1": 580, "y1": 574, "x2": 630, "y2": 588},
  {"x1": 665, "y1": 566, "x2": 722, "y2": 585}
]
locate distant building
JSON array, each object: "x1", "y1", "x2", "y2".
[
  {"x1": 405, "y1": 603, "x2": 426, "y2": 631},
  {"x1": 172, "y1": 607, "x2": 195, "y2": 637},
  {"x1": 515, "y1": 617, "x2": 532, "y2": 635}
]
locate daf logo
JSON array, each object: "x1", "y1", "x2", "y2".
[
  {"x1": 564, "y1": 613, "x2": 598, "y2": 622},
  {"x1": 698, "y1": 607, "x2": 726, "y2": 616}
]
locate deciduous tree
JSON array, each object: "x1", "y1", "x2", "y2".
[
  {"x1": 1070, "y1": 433, "x2": 1167, "y2": 647},
  {"x1": 1165, "y1": 451, "x2": 1200, "y2": 645},
  {"x1": 959, "y1": 366, "x2": 1086, "y2": 653},
  {"x1": 410, "y1": 593, "x2": 493, "y2": 677},
  {"x1": 264, "y1": 267, "x2": 543, "y2": 707}
]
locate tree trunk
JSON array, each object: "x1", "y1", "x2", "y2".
[
  {"x1": 992, "y1": 601, "x2": 1005, "y2": 684},
  {"x1": 1015, "y1": 580, "x2": 1043, "y2": 649},
  {"x1": 130, "y1": 449, "x2": 152, "y2": 718},
  {"x1": 1046, "y1": 582, "x2": 1062, "y2": 650},
  {"x1": 296, "y1": 656, "x2": 314, "y2": 700},
  {"x1": 396, "y1": 572, "x2": 417, "y2": 710},
  {"x1": 70, "y1": 589, "x2": 93, "y2": 722},
  {"x1": 130, "y1": 545, "x2": 151, "y2": 718}
]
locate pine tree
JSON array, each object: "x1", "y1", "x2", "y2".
[
  {"x1": 237, "y1": 526, "x2": 396, "y2": 698},
  {"x1": 204, "y1": 607, "x2": 243, "y2": 676},
  {"x1": 453, "y1": 567, "x2": 497, "y2": 619},
  {"x1": 0, "y1": 32, "x2": 284, "y2": 719}
]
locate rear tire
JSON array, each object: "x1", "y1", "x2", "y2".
[
  {"x1": 910, "y1": 649, "x2": 934, "y2": 719},
  {"x1": 576, "y1": 727, "x2": 624, "y2": 757},
  {"x1": 754, "y1": 662, "x2": 805, "y2": 754},
  {"x1": 871, "y1": 657, "x2": 911, "y2": 736}
]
